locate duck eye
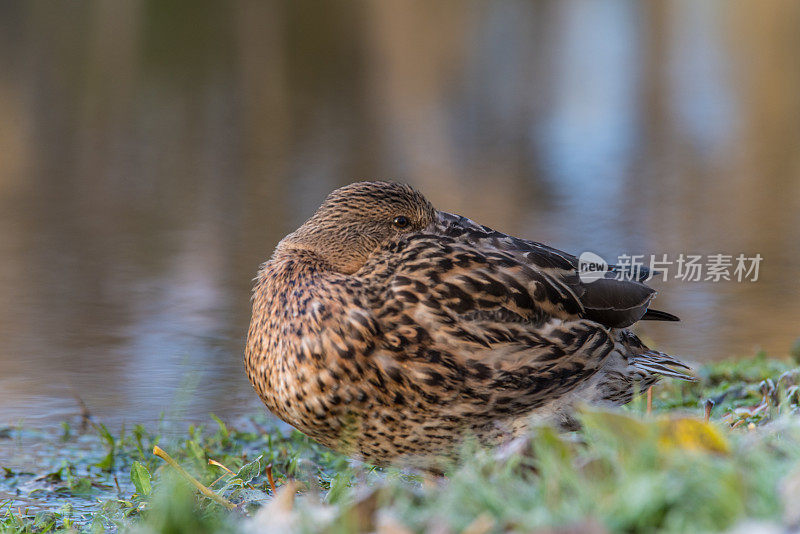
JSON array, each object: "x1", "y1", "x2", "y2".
[{"x1": 393, "y1": 215, "x2": 410, "y2": 228}]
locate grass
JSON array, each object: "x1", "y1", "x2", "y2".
[{"x1": 2, "y1": 350, "x2": 800, "y2": 533}]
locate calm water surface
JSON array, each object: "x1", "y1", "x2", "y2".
[{"x1": 1, "y1": 2, "x2": 799, "y2": 435}]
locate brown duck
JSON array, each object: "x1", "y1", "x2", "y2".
[{"x1": 245, "y1": 181, "x2": 693, "y2": 470}]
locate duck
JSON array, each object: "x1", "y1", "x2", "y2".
[{"x1": 245, "y1": 181, "x2": 693, "y2": 471}]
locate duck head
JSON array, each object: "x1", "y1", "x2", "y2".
[{"x1": 275, "y1": 181, "x2": 438, "y2": 274}]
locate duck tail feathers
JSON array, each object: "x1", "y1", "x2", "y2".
[{"x1": 630, "y1": 350, "x2": 697, "y2": 381}]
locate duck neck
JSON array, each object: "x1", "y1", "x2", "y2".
[
  {"x1": 274, "y1": 233, "x2": 370, "y2": 274},
  {"x1": 271, "y1": 245, "x2": 336, "y2": 274}
]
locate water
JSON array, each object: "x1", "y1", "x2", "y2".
[{"x1": 1, "y1": 1, "x2": 799, "y2": 433}]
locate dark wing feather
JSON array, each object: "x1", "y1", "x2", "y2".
[
  {"x1": 641, "y1": 308, "x2": 680, "y2": 322},
  {"x1": 435, "y1": 212, "x2": 676, "y2": 328}
]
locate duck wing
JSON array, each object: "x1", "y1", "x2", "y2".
[
  {"x1": 433, "y1": 212, "x2": 677, "y2": 328},
  {"x1": 356, "y1": 234, "x2": 620, "y2": 418},
  {"x1": 353, "y1": 233, "x2": 690, "y2": 428}
]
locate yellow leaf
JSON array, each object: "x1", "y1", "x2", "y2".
[{"x1": 657, "y1": 418, "x2": 730, "y2": 454}]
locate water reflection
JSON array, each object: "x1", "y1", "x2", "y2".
[{"x1": 0, "y1": 1, "x2": 798, "y2": 429}]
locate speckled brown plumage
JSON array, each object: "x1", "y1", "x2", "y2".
[{"x1": 245, "y1": 181, "x2": 693, "y2": 470}]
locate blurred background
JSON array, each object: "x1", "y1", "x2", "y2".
[{"x1": 0, "y1": 1, "x2": 798, "y2": 430}]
